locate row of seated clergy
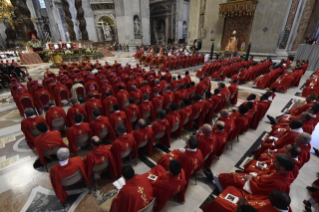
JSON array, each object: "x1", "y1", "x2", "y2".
[{"x1": 202, "y1": 132, "x2": 311, "y2": 211}]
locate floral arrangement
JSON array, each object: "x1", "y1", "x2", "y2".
[{"x1": 27, "y1": 40, "x2": 43, "y2": 49}]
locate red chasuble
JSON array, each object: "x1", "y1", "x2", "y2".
[
  {"x1": 202, "y1": 186, "x2": 293, "y2": 212},
  {"x1": 14, "y1": 92, "x2": 35, "y2": 117},
  {"x1": 111, "y1": 133, "x2": 137, "y2": 175},
  {"x1": 125, "y1": 104, "x2": 141, "y2": 122},
  {"x1": 53, "y1": 84, "x2": 70, "y2": 107},
  {"x1": 50, "y1": 157, "x2": 92, "y2": 203},
  {"x1": 163, "y1": 91, "x2": 175, "y2": 110},
  {"x1": 219, "y1": 169, "x2": 294, "y2": 195},
  {"x1": 66, "y1": 103, "x2": 88, "y2": 126},
  {"x1": 34, "y1": 88, "x2": 54, "y2": 110},
  {"x1": 166, "y1": 110, "x2": 181, "y2": 139},
  {"x1": 203, "y1": 98, "x2": 217, "y2": 123},
  {"x1": 196, "y1": 133, "x2": 218, "y2": 167},
  {"x1": 132, "y1": 126, "x2": 155, "y2": 155},
  {"x1": 191, "y1": 100, "x2": 205, "y2": 127},
  {"x1": 228, "y1": 83, "x2": 238, "y2": 105},
  {"x1": 152, "y1": 119, "x2": 171, "y2": 147},
  {"x1": 66, "y1": 122, "x2": 92, "y2": 156},
  {"x1": 214, "y1": 130, "x2": 228, "y2": 157},
  {"x1": 34, "y1": 131, "x2": 68, "y2": 164},
  {"x1": 250, "y1": 100, "x2": 269, "y2": 130},
  {"x1": 102, "y1": 96, "x2": 118, "y2": 117},
  {"x1": 110, "y1": 174, "x2": 154, "y2": 212},
  {"x1": 45, "y1": 106, "x2": 69, "y2": 130},
  {"x1": 151, "y1": 95, "x2": 164, "y2": 118},
  {"x1": 85, "y1": 98, "x2": 103, "y2": 123},
  {"x1": 195, "y1": 81, "x2": 206, "y2": 95},
  {"x1": 290, "y1": 102, "x2": 313, "y2": 116},
  {"x1": 83, "y1": 145, "x2": 118, "y2": 179},
  {"x1": 90, "y1": 116, "x2": 116, "y2": 141},
  {"x1": 179, "y1": 105, "x2": 193, "y2": 131},
  {"x1": 21, "y1": 116, "x2": 49, "y2": 148},
  {"x1": 109, "y1": 111, "x2": 132, "y2": 133},
  {"x1": 297, "y1": 143, "x2": 311, "y2": 166},
  {"x1": 148, "y1": 165, "x2": 187, "y2": 211},
  {"x1": 100, "y1": 84, "x2": 114, "y2": 99},
  {"x1": 116, "y1": 90, "x2": 130, "y2": 110},
  {"x1": 217, "y1": 116, "x2": 235, "y2": 141}
]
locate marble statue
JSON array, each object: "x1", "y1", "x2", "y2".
[
  {"x1": 134, "y1": 17, "x2": 141, "y2": 35},
  {"x1": 103, "y1": 23, "x2": 113, "y2": 41},
  {"x1": 183, "y1": 21, "x2": 187, "y2": 38},
  {"x1": 225, "y1": 30, "x2": 238, "y2": 52}
]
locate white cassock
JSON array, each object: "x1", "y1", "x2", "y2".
[{"x1": 71, "y1": 83, "x2": 86, "y2": 100}]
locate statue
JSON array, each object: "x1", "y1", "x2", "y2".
[
  {"x1": 103, "y1": 23, "x2": 113, "y2": 41},
  {"x1": 225, "y1": 30, "x2": 238, "y2": 53},
  {"x1": 182, "y1": 21, "x2": 187, "y2": 38},
  {"x1": 26, "y1": 34, "x2": 43, "y2": 52},
  {"x1": 134, "y1": 17, "x2": 141, "y2": 35}
]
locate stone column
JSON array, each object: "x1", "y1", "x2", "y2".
[
  {"x1": 67, "y1": 0, "x2": 79, "y2": 40},
  {"x1": 140, "y1": 0, "x2": 150, "y2": 45},
  {"x1": 188, "y1": 0, "x2": 201, "y2": 45},
  {"x1": 291, "y1": 0, "x2": 316, "y2": 51},
  {"x1": 55, "y1": 1, "x2": 67, "y2": 42},
  {"x1": 286, "y1": 0, "x2": 307, "y2": 54},
  {"x1": 304, "y1": 0, "x2": 319, "y2": 39},
  {"x1": 81, "y1": 0, "x2": 97, "y2": 41},
  {"x1": 44, "y1": 0, "x2": 63, "y2": 43}
]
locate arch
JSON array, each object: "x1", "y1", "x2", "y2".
[
  {"x1": 96, "y1": 15, "x2": 116, "y2": 42},
  {"x1": 95, "y1": 14, "x2": 116, "y2": 27}
]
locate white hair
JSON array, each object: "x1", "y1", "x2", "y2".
[
  {"x1": 298, "y1": 132, "x2": 311, "y2": 144},
  {"x1": 57, "y1": 147, "x2": 70, "y2": 161}
]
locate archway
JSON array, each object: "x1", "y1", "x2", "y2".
[{"x1": 96, "y1": 16, "x2": 116, "y2": 42}]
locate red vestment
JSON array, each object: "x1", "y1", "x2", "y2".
[
  {"x1": 218, "y1": 169, "x2": 294, "y2": 195},
  {"x1": 85, "y1": 98, "x2": 103, "y2": 123},
  {"x1": 203, "y1": 98, "x2": 217, "y2": 123},
  {"x1": 111, "y1": 133, "x2": 137, "y2": 174},
  {"x1": 152, "y1": 119, "x2": 171, "y2": 147},
  {"x1": 66, "y1": 103, "x2": 88, "y2": 126},
  {"x1": 116, "y1": 90, "x2": 130, "y2": 110},
  {"x1": 100, "y1": 84, "x2": 114, "y2": 99},
  {"x1": 214, "y1": 130, "x2": 228, "y2": 157},
  {"x1": 125, "y1": 104, "x2": 141, "y2": 123},
  {"x1": 34, "y1": 88, "x2": 54, "y2": 110},
  {"x1": 179, "y1": 105, "x2": 193, "y2": 130},
  {"x1": 109, "y1": 111, "x2": 132, "y2": 133},
  {"x1": 151, "y1": 95, "x2": 164, "y2": 118},
  {"x1": 139, "y1": 100, "x2": 155, "y2": 121},
  {"x1": 14, "y1": 92, "x2": 35, "y2": 117},
  {"x1": 35, "y1": 130, "x2": 68, "y2": 164},
  {"x1": 110, "y1": 174, "x2": 154, "y2": 212},
  {"x1": 290, "y1": 102, "x2": 313, "y2": 116},
  {"x1": 196, "y1": 133, "x2": 218, "y2": 167},
  {"x1": 66, "y1": 122, "x2": 92, "y2": 155},
  {"x1": 21, "y1": 115, "x2": 49, "y2": 148},
  {"x1": 53, "y1": 84, "x2": 70, "y2": 107},
  {"x1": 250, "y1": 100, "x2": 269, "y2": 130},
  {"x1": 191, "y1": 101, "x2": 205, "y2": 127},
  {"x1": 50, "y1": 157, "x2": 91, "y2": 203},
  {"x1": 83, "y1": 145, "x2": 118, "y2": 179},
  {"x1": 132, "y1": 126, "x2": 155, "y2": 155},
  {"x1": 90, "y1": 116, "x2": 116, "y2": 141},
  {"x1": 130, "y1": 89, "x2": 143, "y2": 103},
  {"x1": 102, "y1": 96, "x2": 118, "y2": 116},
  {"x1": 163, "y1": 91, "x2": 175, "y2": 110},
  {"x1": 195, "y1": 81, "x2": 206, "y2": 95},
  {"x1": 166, "y1": 111, "x2": 181, "y2": 139},
  {"x1": 45, "y1": 106, "x2": 69, "y2": 129}
]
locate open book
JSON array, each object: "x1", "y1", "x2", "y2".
[
  {"x1": 256, "y1": 161, "x2": 267, "y2": 168},
  {"x1": 113, "y1": 177, "x2": 126, "y2": 190},
  {"x1": 225, "y1": 194, "x2": 239, "y2": 204}
]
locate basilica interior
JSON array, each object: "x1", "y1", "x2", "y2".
[{"x1": 0, "y1": 0, "x2": 319, "y2": 212}]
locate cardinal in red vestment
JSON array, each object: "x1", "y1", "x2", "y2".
[
  {"x1": 66, "y1": 115, "x2": 92, "y2": 156},
  {"x1": 83, "y1": 136, "x2": 118, "y2": 179},
  {"x1": 253, "y1": 70, "x2": 272, "y2": 89},
  {"x1": 21, "y1": 108, "x2": 50, "y2": 149},
  {"x1": 166, "y1": 103, "x2": 181, "y2": 140},
  {"x1": 202, "y1": 186, "x2": 292, "y2": 212},
  {"x1": 34, "y1": 123, "x2": 68, "y2": 165},
  {"x1": 109, "y1": 104, "x2": 132, "y2": 133},
  {"x1": 50, "y1": 148, "x2": 91, "y2": 203},
  {"x1": 45, "y1": 102, "x2": 69, "y2": 130},
  {"x1": 110, "y1": 165, "x2": 154, "y2": 212},
  {"x1": 130, "y1": 85, "x2": 143, "y2": 104},
  {"x1": 163, "y1": 85, "x2": 175, "y2": 110},
  {"x1": 132, "y1": 119, "x2": 155, "y2": 155},
  {"x1": 111, "y1": 127, "x2": 137, "y2": 175},
  {"x1": 250, "y1": 95, "x2": 269, "y2": 129},
  {"x1": 13, "y1": 87, "x2": 35, "y2": 117},
  {"x1": 34, "y1": 84, "x2": 54, "y2": 111},
  {"x1": 139, "y1": 94, "x2": 155, "y2": 122},
  {"x1": 192, "y1": 94, "x2": 205, "y2": 127},
  {"x1": 116, "y1": 85, "x2": 130, "y2": 110},
  {"x1": 102, "y1": 91, "x2": 118, "y2": 116},
  {"x1": 179, "y1": 98, "x2": 193, "y2": 131},
  {"x1": 53, "y1": 81, "x2": 70, "y2": 107},
  {"x1": 152, "y1": 110, "x2": 171, "y2": 147},
  {"x1": 66, "y1": 98, "x2": 87, "y2": 126},
  {"x1": 151, "y1": 89, "x2": 164, "y2": 118},
  {"x1": 85, "y1": 93, "x2": 103, "y2": 123},
  {"x1": 90, "y1": 109, "x2": 116, "y2": 142}
]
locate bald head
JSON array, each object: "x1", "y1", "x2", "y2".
[
  {"x1": 220, "y1": 109, "x2": 229, "y2": 118},
  {"x1": 138, "y1": 119, "x2": 147, "y2": 129},
  {"x1": 201, "y1": 124, "x2": 212, "y2": 136},
  {"x1": 299, "y1": 112, "x2": 312, "y2": 122},
  {"x1": 294, "y1": 132, "x2": 311, "y2": 145},
  {"x1": 215, "y1": 121, "x2": 225, "y2": 131}
]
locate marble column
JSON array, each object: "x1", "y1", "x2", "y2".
[
  {"x1": 304, "y1": 0, "x2": 319, "y2": 39},
  {"x1": 67, "y1": 0, "x2": 79, "y2": 40},
  {"x1": 140, "y1": 0, "x2": 150, "y2": 45},
  {"x1": 291, "y1": 0, "x2": 316, "y2": 51},
  {"x1": 188, "y1": 0, "x2": 201, "y2": 45},
  {"x1": 44, "y1": 0, "x2": 62, "y2": 43},
  {"x1": 82, "y1": 0, "x2": 97, "y2": 41},
  {"x1": 286, "y1": 0, "x2": 307, "y2": 54}
]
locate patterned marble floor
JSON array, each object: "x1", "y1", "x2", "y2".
[{"x1": 0, "y1": 53, "x2": 317, "y2": 212}]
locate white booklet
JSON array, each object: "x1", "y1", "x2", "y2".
[
  {"x1": 256, "y1": 161, "x2": 267, "y2": 168},
  {"x1": 277, "y1": 128, "x2": 286, "y2": 132},
  {"x1": 225, "y1": 193, "x2": 239, "y2": 204},
  {"x1": 113, "y1": 177, "x2": 126, "y2": 190},
  {"x1": 269, "y1": 136, "x2": 279, "y2": 141},
  {"x1": 148, "y1": 174, "x2": 158, "y2": 181}
]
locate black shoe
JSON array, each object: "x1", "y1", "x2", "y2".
[
  {"x1": 266, "y1": 115, "x2": 277, "y2": 125},
  {"x1": 44, "y1": 156, "x2": 52, "y2": 163},
  {"x1": 307, "y1": 186, "x2": 319, "y2": 193},
  {"x1": 305, "y1": 206, "x2": 312, "y2": 212},
  {"x1": 303, "y1": 200, "x2": 311, "y2": 207},
  {"x1": 33, "y1": 159, "x2": 43, "y2": 169},
  {"x1": 50, "y1": 154, "x2": 58, "y2": 161},
  {"x1": 235, "y1": 170, "x2": 243, "y2": 173},
  {"x1": 203, "y1": 167, "x2": 213, "y2": 181},
  {"x1": 313, "y1": 147, "x2": 319, "y2": 157}
]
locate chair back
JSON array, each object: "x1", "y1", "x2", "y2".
[
  {"x1": 123, "y1": 99, "x2": 129, "y2": 109},
  {"x1": 61, "y1": 169, "x2": 83, "y2": 187},
  {"x1": 11, "y1": 84, "x2": 18, "y2": 95},
  {"x1": 75, "y1": 132, "x2": 90, "y2": 147},
  {"x1": 142, "y1": 111, "x2": 151, "y2": 120},
  {"x1": 11, "y1": 71, "x2": 19, "y2": 81},
  {"x1": 155, "y1": 131, "x2": 165, "y2": 139},
  {"x1": 20, "y1": 97, "x2": 34, "y2": 109},
  {"x1": 134, "y1": 98, "x2": 141, "y2": 105},
  {"x1": 121, "y1": 148, "x2": 132, "y2": 158},
  {"x1": 98, "y1": 128, "x2": 109, "y2": 140},
  {"x1": 29, "y1": 127, "x2": 41, "y2": 138},
  {"x1": 138, "y1": 198, "x2": 156, "y2": 212},
  {"x1": 39, "y1": 93, "x2": 50, "y2": 107},
  {"x1": 193, "y1": 112, "x2": 200, "y2": 120},
  {"x1": 130, "y1": 114, "x2": 138, "y2": 123},
  {"x1": 138, "y1": 140, "x2": 148, "y2": 148},
  {"x1": 52, "y1": 117, "x2": 66, "y2": 131},
  {"x1": 76, "y1": 86, "x2": 85, "y2": 97},
  {"x1": 59, "y1": 89, "x2": 69, "y2": 100},
  {"x1": 65, "y1": 82, "x2": 73, "y2": 91},
  {"x1": 171, "y1": 121, "x2": 180, "y2": 133},
  {"x1": 44, "y1": 79, "x2": 51, "y2": 89},
  {"x1": 43, "y1": 145, "x2": 60, "y2": 157},
  {"x1": 50, "y1": 84, "x2": 57, "y2": 93},
  {"x1": 92, "y1": 158, "x2": 109, "y2": 172}
]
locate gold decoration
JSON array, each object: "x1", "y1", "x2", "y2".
[
  {"x1": 219, "y1": 0, "x2": 258, "y2": 18},
  {"x1": 30, "y1": 16, "x2": 36, "y2": 23},
  {"x1": 0, "y1": 0, "x2": 15, "y2": 29}
]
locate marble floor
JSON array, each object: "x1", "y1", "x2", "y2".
[{"x1": 0, "y1": 52, "x2": 317, "y2": 212}]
